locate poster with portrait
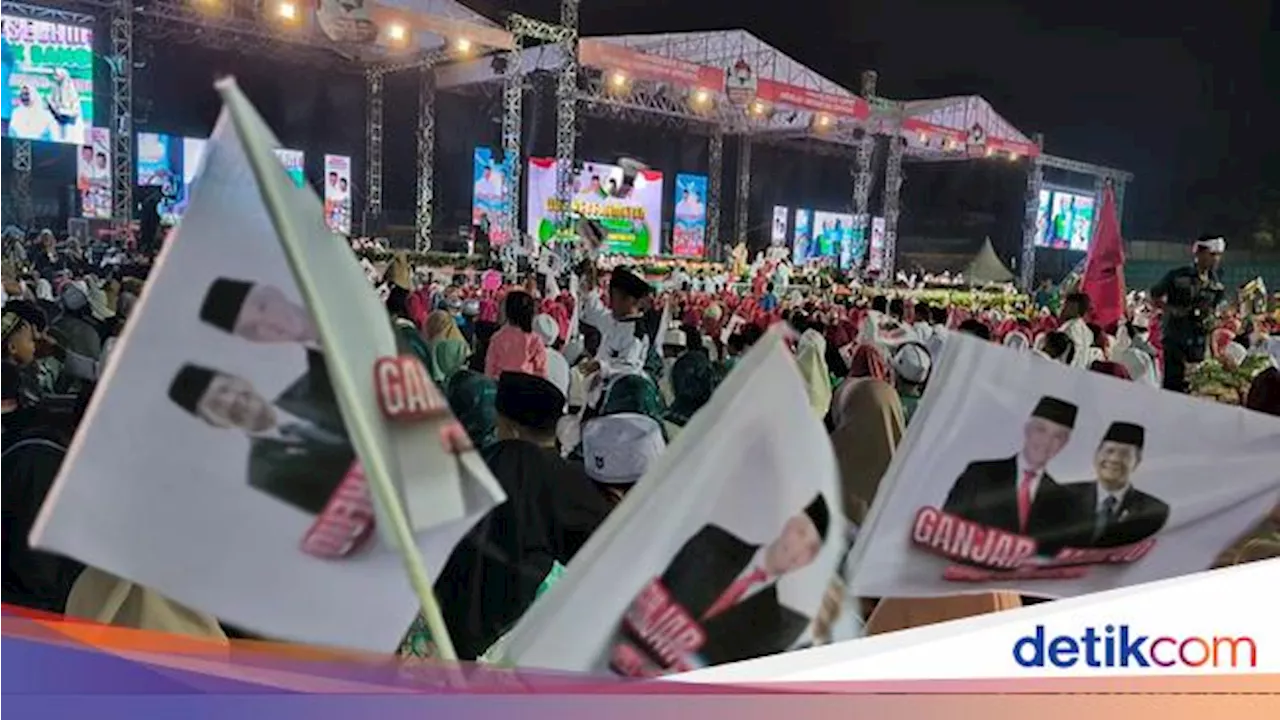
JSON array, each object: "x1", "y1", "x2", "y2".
[
  {"x1": 77, "y1": 127, "x2": 111, "y2": 219},
  {"x1": 672, "y1": 173, "x2": 708, "y2": 257},
  {"x1": 867, "y1": 216, "x2": 886, "y2": 273},
  {"x1": 770, "y1": 206, "x2": 789, "y2": 247},
  {"x1": 32, "y1": 81, "x2": 504, "y2": 652},
  {"x1": 499, "y1": 329, "x2": 844, "y2": 675},
  {"x1": 471, "y1": 146, "x2": 510, "y2": 246},
  {"x1": 323, "y1": 154, "x2": 352, "y2": 234},
  {"x1": 791, "y1": 209, "x2": 813, "y2": 265},
  {"x1": 848, "y1": 334, "x2": 1280, "y2": 601},
  {"x1": 2, "y1": 17, "x2": 94, "y2": 145}
]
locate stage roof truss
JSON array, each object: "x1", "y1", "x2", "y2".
[
  {"x1": 577, "y1": 71, "x2": 723, "y2": 133},
  {"x1": 900, "y1": 95, "x2": 1036, "y2": 159},
  {"x1": 597, "y1": 29, "x2": 856, "y2": 97}
]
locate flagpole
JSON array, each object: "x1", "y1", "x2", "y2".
[{"x1": 216, "y1": 78, "x2": 458, "y2": 662}]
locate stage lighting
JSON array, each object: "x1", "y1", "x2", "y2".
[
  {"x1": 1008, "y1": 152, "x2": 1020, "y2": 162},
  {"x1": 689, "y1": 88, "x2": 712, "y2": 110},
  {"x1": 607, "y1": 70, "x2": 629, "y2": 91},
  {"x1": 748, "y1": 99, "x2": 768, "y2": 117},
  {"x1": 454, "y1": 37, "x2": 473, "y2": 53},
  {"x1": 985, "y1": 146, "x2": 996, "y2": 157},
  {"x1": 814, "y1": 113, "x2": 834, "y2": 130},
  {"x1": 276, "y1": 1, "x2": 298, "y2": 21},
  {"x1": 387, "y1": 23, "x2": 408, "y2": 43}
]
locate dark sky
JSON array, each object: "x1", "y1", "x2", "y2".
[{"x1": 472, "y1": 0, "x2": 1278, "y2": 239}]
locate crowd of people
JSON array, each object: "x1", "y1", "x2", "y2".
[{"x1": 3, "y1": 225, "x2": 1278, "y2": 664}]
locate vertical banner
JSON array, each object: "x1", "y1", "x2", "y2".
[
  {"x1": 273, "y1": 148, "x2": 306, "y2": 188},
  {"x1": 868, "y1": 216, "x2": 886, "y2": 273},
  {"x1": 471, "y1": 147, "x2": 510, "y2": 246},
  {"x1": 791, "y1": 209, "x2": 813, "y2": 265},
  {"x1": 770, "y1": 206, "x2": 789, "y2": 247},
  {"x1": 672, "y1": 173, "x2": 708, "y2": 257},
  {"x1": 77, "y1": 127, "x2": 111, "y2": 219},
  {"x1": 323, "y1": 154, "x2": 352, "y2": 235}
]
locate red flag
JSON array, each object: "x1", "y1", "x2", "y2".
[{"x1": 1080, "y1": 185, "x2": 1126, "y2": 331}]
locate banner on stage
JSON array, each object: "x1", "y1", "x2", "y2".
[
  {"x1": 32, "y1": 81, "x2": 504, "y2": 652},
  {"x1": 500, "y1": 329, "x2": 844, "y2": 676},
  {"x1": 324, "y1": 154, "x2": 352, "y2": 234},
  {"x1": 770, "y1": 206, "x2": 789, "y2": 247},
  {"x1": 471, "y1": 147, "x2": 510, "y2": 246},
  {"x1": 849, "y1": 334, "x2": 1280, "y2": 600},
  {"x1": 526, "y1": 157, "x2": 664, "y2": 257},
  {"x1": 77, "y1": 127, "x2": 111, "y2": 219},
  {"x1": 673, "y1": 173, "x2": 708, "y2": 257}
]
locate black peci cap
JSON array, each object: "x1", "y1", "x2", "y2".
[
  {"x1": 1031, "y1": 396, "x2": 1078, "y2": 429},
  {"x1": 804, "y1": 494, "x2": 830, "y2": 541},
  {"x1": 1102, "y1": 421, "x2": 1145, "y2": 449},
  {"x1": 610, "y1": 268, "x2": 652, "y2": 300},
  {"x1": 496, "y1": 371, "x2": 566, "y2": 432},
  {"x1": 199, "y1": 278, "x2": 253, "y2": 333},
  {"x1": 169, "y1": 364, "x2": 216, "y2": 415}
]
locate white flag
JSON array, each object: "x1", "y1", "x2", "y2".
[
  {"x1": 31, "y1": 79, "x2": 503, "y2": 652},
  {"x1": 848, "y1": 334, "x2": 1280, "y2": 600},
  {"x1": 498, "y1": 328, "x2": 845, "y2": 674}
]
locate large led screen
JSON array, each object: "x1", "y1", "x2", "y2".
[
  {"x1": 471, "y1": 146, "x2": 511, "y2": 245},
  {"x1": 2, "y1": 17, "x2": 94, "y2": 145},
  {"x1": 672, "y1": 173, "x2": 708, "y2": 257},
  {"x1": 1035, "y1": 189, "x2": 1095, "y2": 251},
  {"x1": 526, "y1": 157, "x2": 664, "y2": 256}
]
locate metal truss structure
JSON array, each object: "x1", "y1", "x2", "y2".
[
  {"x1": 110, "y1": 0, "x2": 133, "y2": 232},
  {"x1": 706, "y1": 130, "x2": 724, "y2": 259},
  {"x1": 414, "y1": 67, "x2": 436, "y2": 252},
  {"x1": 365, "y1": 70, "x2": 385, "y2": 234},
  {"x1": 881, "y1": 134, "x2": 905, "y2": 280},
  {"x1": 1020, "y1": 135, "x2": 1046, "y2": 289},
  {"x1": 497, "y1": 10, "x2": 576, "y2": 242},
  {"x1": 851, "y1": 70, "x2": 878, "y2": 257},
  {"x1": 11, "y1": 140, "x2": 34, "y2": 228},
  {"x1": 734, "y1": 136, "x2": 751, "y2": 249},
  {"x1": 500, "y1": 32, "x2": 527, "y2": 243}
]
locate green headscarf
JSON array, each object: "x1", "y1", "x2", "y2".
[
  {"x1": 664, "y1": 351, "x2": 717, "y2": 427},
  {"x1": 426, "y1": 338, "x2": 470, "y2": 389},
  {"x1": 601, "y1": 373, "x2": 665, "y2": 424},
  {"x1": 445, "y1": 369, "x2": 498, "y2": 450}
]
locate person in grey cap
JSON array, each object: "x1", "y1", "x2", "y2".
[
  {"x1": 613, "y1": 494, "x2": 831, "y2": 670},
  {"x1": 581, "y1": 412, "x2": 666, "y2": 506},
  {"x1": 942, "y1": 395, "x2": 1082, "y2": 554},
  {"x1": 890, "y1": 341, "x2": 931, "y2": 425},
  {"x1": 1063, "y1": 421, "x2": 1167, "y2": 549}
]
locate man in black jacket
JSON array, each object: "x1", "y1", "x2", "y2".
[{"x1": 942, "y1": 396, "x2": 1082, "y2": 556}]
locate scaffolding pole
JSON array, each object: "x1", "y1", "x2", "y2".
[
  {"x1": 706, "y1": 130, "x2": 724, "y2": 260},
  {"x1": 11, "y1": 140, "x2": 33, "y2": 229},
  {"x1": 500, "y1": 32, "x2": 526, "y2": 243},
  {"x1": 881, "y1": 129, "x2": 904, "y2": 280},
  {"x1": 1020, "y1": 133, "x2": 1046, "y2": 289},
  {"x1": 555, "y1": 0, "x2": 580, "y2": 231},
  {"x1": 364, "y1": 70, "x2": 384, "y2": 235},
  {"x1": 851, "y1": 70, "x2": 877, "y2": 252},
  {"x1": 414, "y1": 66, "x2": 437, "y2": 252},
  {"x1": 110, "y1": 0, "x2": 134, "y2": 235},
  {"x1": 734, "y1": 135, "x2": 751, "y2": 246}
]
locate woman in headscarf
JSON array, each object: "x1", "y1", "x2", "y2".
[
  {"x1": 811, "y1": 379, "x2": 1020, "y2": 643},
  {"x1": 445, "y1": 369, "x2": 499, "y2": 451},
  {"x1": 846, "y1": 343, "x2": 890, "y2": 382},
  {"x1": 795, "y1": 328, "x2": 832, "y2": 420},
  {"x1": 423, "y1": 310, "x2": 471, "y2": 389},
  {"x1": 663, "y1": 351, "x2": 717, "y2": 440},
  {"x1": 386, "y1": 285, "x2": 431, "y2": 367}
]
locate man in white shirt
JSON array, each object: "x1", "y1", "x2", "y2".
[
  {"x1": 577, "y1": 265, "x2": 654, "y2": 379},
  {"x1": 1058, "y1": 291, "x2": 1096, "y2": 369},
  {"x1": 8, "y1": 85, "x2": 55, "y2": 141},
  {"x1": 533, "y1": 313, "x2": 571, "y2": 398}
]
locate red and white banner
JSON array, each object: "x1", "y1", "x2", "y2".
[
  {"x1": 757, "y1": 79, "x2": 869, "y2": 120},
  {"x1": 579, "y1": 39, "x2": 724, "y2": 89}
]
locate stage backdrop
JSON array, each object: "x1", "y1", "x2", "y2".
[{"x1": 526, "y1": 157, "x2": 664, "y2": 257}]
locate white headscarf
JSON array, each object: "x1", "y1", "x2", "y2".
[{"x1": 795, "y1": 328, "x2": 832, "y2": 419}]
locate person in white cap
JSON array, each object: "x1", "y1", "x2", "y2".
[
  {"x1": 580, "y1": 412, "x2": 666, "y2": 507},
  {"x1": 658, "y1": 327, "x2": 686, "y2": 402},
  {"x1": 533, "y1": 313, "x2": 570, "y2": 397},
  {"x1": 1149, "y1": 233, "x2": 1226, "y2": 393},
  {"x1": 890, "y1": 341, "x2": 932, "y2": 424}
]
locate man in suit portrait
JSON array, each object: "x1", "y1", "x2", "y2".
[
  {"x1": 170, "y1": 278, "x2": 353, "y2": 515},
  {"x1": 635, "y1": 495, "x2": 830, "y2": 668},
  {"x1": 1064, "y1": 422, "x2": 1169, "y2": 549},
  {"x1": 168, "y1": 362, "x2": 354, "y2": 515},
  {"x1": 942, "y1": 396, "x2": 1082, "y2": 555}
]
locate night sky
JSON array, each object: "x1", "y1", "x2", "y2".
[{"x1": 473, "y1": 0, "x2": 1278, "y2": 240}]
